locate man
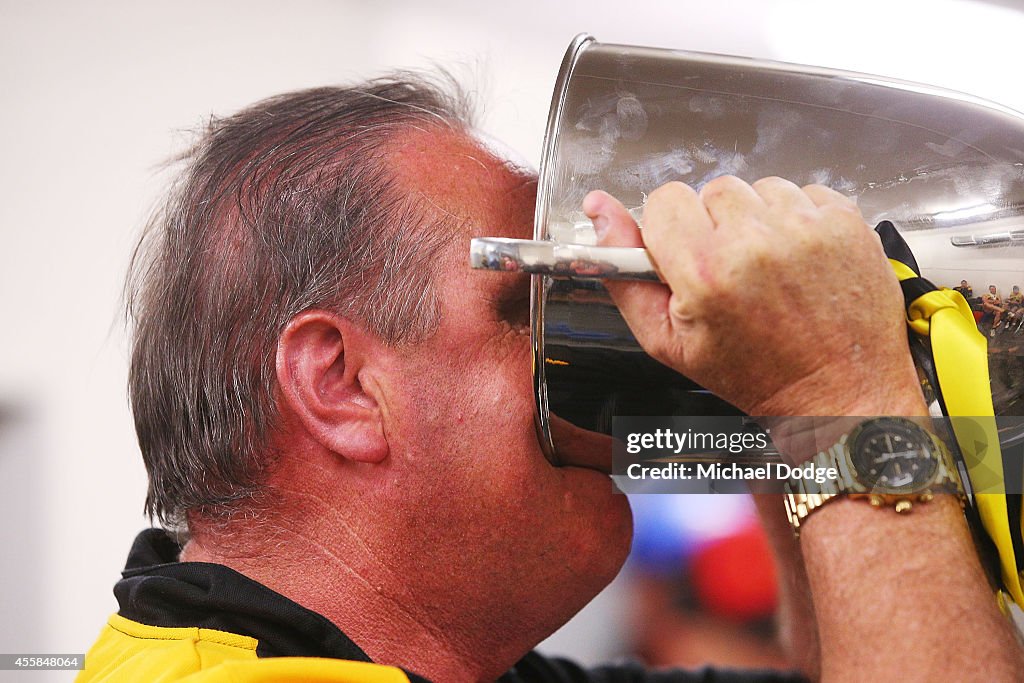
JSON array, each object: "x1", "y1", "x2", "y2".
[
  {"x1": 1007, "y1": 285, "x2": 1023, "y2": 317},
  {"x1": 983, "y1": 284, "x2": 1008, "y2": 336},
  {"x1": 954, "y1": 279, "x2": 973, "y2": 300},
  {"x1": 79, "y1": 76, "x2": 1024, "y2": 682}
]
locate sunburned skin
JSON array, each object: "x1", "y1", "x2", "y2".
[{"x1": 187, "y1": 125, "x2": 634, "y2": 683}]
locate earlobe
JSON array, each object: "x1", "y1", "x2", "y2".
[{"x1": 275, "y1": 311, "x2": 389, "y2": 464}]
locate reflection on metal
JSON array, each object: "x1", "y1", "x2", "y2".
[
  {"x1": 470, "y1": 237, "x2": 659, "y2": 280},
  {"x1": 934, "y1": 203, "x2": 1000, "y2": 224},
  {"x1": 951, "y1": 230, "x2": 1024, "y2": 247},
  {"x1": 472, "y1": 34, "x2": 1024, "y2": 463}
]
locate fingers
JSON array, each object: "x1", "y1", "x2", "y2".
[
  {"x1": 583, "y1": 190, "x2": 671, "y2": 346},
  {"x1": 577, "y1": 176, "x2": 896, "y2": 417},
  {"x1": 638, "y1": 181, "x2": 713, "y2": 286},
  {"x1": 801, "y1": 183, "x2": 857, "y2": 208},
  {"x1": 643, "y1": 181, "x2": 714, "y2": 238},
  {"x1": 801, "y1": 183, "x2": 873, "y2": 237},
  {"x1": 698, "y1": 175, "x2": 766, "y2": 228},
  {"x1": 752, "y1": 176, "x2": 817, "y2": 213}
]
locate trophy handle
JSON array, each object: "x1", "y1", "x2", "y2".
[{"x1": 469, "y1": 237, "x2": 661, "y2": 282}]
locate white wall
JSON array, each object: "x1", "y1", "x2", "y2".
[
  {"x1": 3, "y1": 0, "x2": 1024, "y2": 675},
  {"x1": 904, "y1": 223, "x2": 1024, "y2": 294}
]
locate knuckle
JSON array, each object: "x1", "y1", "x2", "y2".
[
  {"x1": 803, "y1": 183, "x2": 858, "y2": 209},
  {"x1": 645, "y1": 183, "x2": 696, "y2": 229},
  {"x1": 752, "y1": 175, "x2": 789, "y2": 190},
  {"x1": 699, "y1": 174, "x2": 744, "y2": 200},
  {"x1": 648, "y1": 181, "x2": 692, "y2": 205},
  {"x1": 822, "y1": 201, "x2": 865, "y2": 225},
  {"x1": 668, "y1": 292, "x2": 689, "y2": 317},
  {"x1": 768, "y1": 205, "x2": 818, "y2": 232},
  {"x1": 794, "y1": 206, "x2": 820, "y2": 226}
]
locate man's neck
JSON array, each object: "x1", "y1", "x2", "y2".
[{"x1": 180, "y1": 518, "x2": 520, "y2": 683}]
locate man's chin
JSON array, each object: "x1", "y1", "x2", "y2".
[
  {"x1": 545, "y1": 414, "x2": 633, "y2": 562},
  {"x1": 576, "y1": 487, "x2": 633, "y2": 613},
  {"x1": 559, "y1": 464, "x2": 634, "y2": 577}
]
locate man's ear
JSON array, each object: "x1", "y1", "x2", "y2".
[{"x1": 275, "y1": 310, "x2": 388, "y2": 463}]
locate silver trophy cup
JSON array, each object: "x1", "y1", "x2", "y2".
[{"x1": 471, "y1": 34, "x2": 1024, "y2": 463}]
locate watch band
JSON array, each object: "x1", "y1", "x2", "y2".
[
  {"x1": 784, "y1": 441, "x2": 845, "y2": 532},
  {"x1": 784, "y1": 490, "x2": 843, "y2": 533}
]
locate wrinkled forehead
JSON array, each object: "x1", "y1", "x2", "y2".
[{"x1": 391, "y1": 126, "x2": 538, "y2": 245}]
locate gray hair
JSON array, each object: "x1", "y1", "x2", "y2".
[{"x1": 127, "y1": 74, "x2": 475, "y2": 531}]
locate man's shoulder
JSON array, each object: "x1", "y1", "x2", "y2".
[
  {"x1": 81, "y1": 530, "x2": 429, "y2": 683},
  {"x1": 76, "y1": 613, "x2": 254, "y2": 683},
  {"x1": 75, "y1": 613, "x2": 420, "y2": 683}
]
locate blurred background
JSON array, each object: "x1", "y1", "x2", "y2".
[{"x1": 3, "y1": 0, "x2": 1024, "y2": 679}]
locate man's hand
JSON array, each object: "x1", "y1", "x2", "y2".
[
  {"x1": 583, "y1": 176, "x2": 926, "y2": 418},
  {"x1": 584, "y1": 176, "x2": 1024, "y2": 681}
]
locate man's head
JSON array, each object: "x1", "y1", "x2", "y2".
[
  {"x1": 129, "y1": 76, "x2": 472, "y2": 529},
  {"x1": 128, "y1": 74, "x2": 631, "y2": 670},
  {"x1": 1014, "y1": 285, "x2": 1020, "y2": 294},
  {"x1": 961, "y1": 280, "x2": 969, "y2": 287},
  {"x1": 990, "y1": 284, "x2": 998, "y2": 294}
]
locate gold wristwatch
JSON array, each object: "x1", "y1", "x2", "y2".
[{"x1": 783, "y1": 417, "x2": 964, "y2": 534}]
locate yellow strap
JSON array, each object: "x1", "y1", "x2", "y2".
[
  {"x1": 888, "y1": 259, "x2": 1024, "y2": 606},
  {"x1": 888, "y1": 259, "x2": 919, "y2": 285}
]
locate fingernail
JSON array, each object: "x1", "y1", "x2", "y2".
[{"x1": 592, "y1": 213, "x2": 609, "y2": 241}]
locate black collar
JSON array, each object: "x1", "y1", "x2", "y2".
[
  {"x1": 115, "y1": 528, "x2": 373, "y2": 662},
  {"x1": 113, "y1": 529, "x2": 624, "y2": 683}
]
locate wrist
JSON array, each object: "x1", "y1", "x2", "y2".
[
  {"x1": 801, "y1": 494, "x2": 1024, "y2": 681},
  {"x1": 747, "y1": 356, "x2": 928, "y2": 419},
  {"x1": 781, "y1": 416, "x2": 963, "y2": 535}
]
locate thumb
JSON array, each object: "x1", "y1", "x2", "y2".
[{"x1": 582, "y1": 190, "x2": 671, "y2": 350}]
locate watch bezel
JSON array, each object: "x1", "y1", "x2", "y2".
[{"x1": 846, "y1": 417, "x2": 942, "y2": 495}]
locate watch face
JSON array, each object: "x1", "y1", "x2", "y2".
[{"x1": 849, "y1": 418, "x2": 940, "y2": 494}]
